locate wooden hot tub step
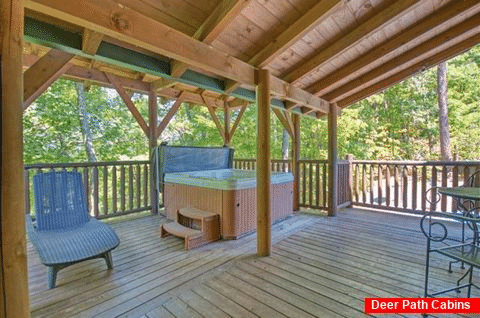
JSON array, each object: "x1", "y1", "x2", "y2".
[
  {"x1": 178, "y1": 207, "x2": 218, "y2": 220},
  {"x1": 161, "y1": 207, "x2": 221, "y2": 250},
  {"x1": 161, "y1": 222, "x2": 202, "y2": 239}
]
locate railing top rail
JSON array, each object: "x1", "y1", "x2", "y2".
[
  {"x1": 25, "y1": 160, "x2": 150, "y2": 169},
  {"x1": 352, "y1": 160, "x2": 480, "y2": 166}
]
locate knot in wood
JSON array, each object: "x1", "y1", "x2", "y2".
[{"x1": 111, "y1": 13, "x2": 129, "y2": 32}]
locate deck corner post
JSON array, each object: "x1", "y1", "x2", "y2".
[
  {"x1": 1, "y1": 0, "x2": 31, "y2": 315},
  {"x1": 328, "y1": 103, "x2": 338, "y2": 216},
  {"x1": 256, "y1": 68, "x2": 271, "y2": 257},
  {"x1": 148, "y1": 90, "x2": 159, "y2": 215},
  {"x1": 346, "y1": 154, "x2": 354, "y2": 206},
  {"x1": 292, "y1": 113, "x2": 300, "y2": 212}
]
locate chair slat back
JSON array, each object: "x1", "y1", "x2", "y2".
[{"x1": 34, "y1": 171, "x2": 90, "y2": 231}]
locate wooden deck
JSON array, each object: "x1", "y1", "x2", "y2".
[{"x1": 28, "y1": 208, "x2": 480, "y2": 318}]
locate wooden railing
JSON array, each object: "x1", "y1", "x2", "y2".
[
  {"x1": 351, "y1": 161, "x2": 480, "y2": 214},
  {"x1": 233, "y1": 158, "x2": 351, "y2": 210},
  {"x1": 24, "y1": 161, "x2": 152, "y2": 219}
]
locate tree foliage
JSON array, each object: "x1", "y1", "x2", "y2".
[{"x1": 23, "y1": 45, "x2": 480, "y2": 163}]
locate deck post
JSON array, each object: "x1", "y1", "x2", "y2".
[
  {"x1": 292, "y1": 114, "x2": 300, "y2": 212},
  {"x1": 1, "y1": 0, "x2": 31, "y2": 315},
  {"x1": 148, "y1": 90, "x2": 159, "y2": 214},
  {"x1": 256, "y1": 69, "x2": 271, "y2": 256},
  {"x1": 224, "y1": 105, "x2": 231, "y2": 146},
  {"x1": 328, "y1": 103, "x2": 338, "y2": 216}
]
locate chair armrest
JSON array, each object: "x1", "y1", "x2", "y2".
[{"x1": 420, "y1": 211, "x2": 480, "y2": 243}]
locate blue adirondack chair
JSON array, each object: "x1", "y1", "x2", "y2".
[{"x1": 26, "y1": 170, "x2": 120, "y2": 288}]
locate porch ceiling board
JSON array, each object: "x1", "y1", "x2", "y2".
[
  {"x1": 25, "y1": 0, "x2": 329, "y2": 114},
  {"x1": 337, "y1": 31, "x2": 480, "y2": 107}
]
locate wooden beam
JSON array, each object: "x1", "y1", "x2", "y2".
[
  {"x1": 194, "y1": 0, "x2": 251, "y2": 44},
  {"x1": 224, "y1": 79, "x2": 240, "y2": 94},
  {"x1": 1, "y1": 0, "x2": 30, "y2": 315},
  {"x1": 224, "y1": 106, "x2": 231, "y2": 145},
  {"x1": 256, "y1": 68, "x2": 271, "y2": 257},
  {"x1": 170, "y1": 60, "x2": 189, "y2": 78},
  {"x1": 26, "y1": 0, "x2": 329, "y2": 113},
  {"x1": 272, "y1": 108, "x2": 294, "y2": 138},
  {"x1": 23, "y1": 49, "x2": 74, "y2": 109},
  {"x1": 306, "y1": 0, "x2": 480, "y2": 95},
  {"x1": 282, "y1": 0, "x2": 421, "y2": 83},
  {"x1": 202, "y1": 94, "x2": 226, "y2": 142},
  {"x1": 249, "y1": 0, "x2": 341, "y2": 67},
  {"x1": 148, "y1": 90, "x2": 158, "y2": 215},
  {"x1": 270, "y1": 75, "x2": 329, "y2": 113},
  {"x1": 156, "y1": 92, "x2": 187, "y2": 139},
  {"x1": 292, "y1": 114, "x2": 300, "y2": 212},
  {"x1": 328, "y1": 103, "x2": 338, "y2": 217},
  {"x1": 323, "y1": 14, "x2": 480, "y2": 102},
  {"x1": 105, "y1": 72, "x2": 149, "y2": 135},
  {"x1": 82, "y1": 28, "x2": 103, "y2": 55},
  {"x1": 337, "y1": 32, "x2": 480, "y2": 108},
  {"x1": 151, "y1": 78, "x2": 176, "y2": 91},
  {"x1": 229, "y1": 104, "x2": 247, "y2": 139}
]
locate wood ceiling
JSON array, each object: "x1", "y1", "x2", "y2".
[{"x1": 22, "y1": 0, "x2": 480, "y2": 116}]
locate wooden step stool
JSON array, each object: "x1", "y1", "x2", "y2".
[{"x1": 160, "y1": 208, "x2": 220, "y2": 250}]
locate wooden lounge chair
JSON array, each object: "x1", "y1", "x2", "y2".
[{"x1": 26, "y1": 171, "x2": 120, "y2": 288}]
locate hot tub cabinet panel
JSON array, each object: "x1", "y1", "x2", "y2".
[{"x1": 164, "y1": 171, "x2": 293, "y2": 239}]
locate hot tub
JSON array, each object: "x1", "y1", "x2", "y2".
[{"x1": 164, "y1": 169, "x2": 293, "y2": 239}]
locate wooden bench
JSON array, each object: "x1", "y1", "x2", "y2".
[{"x1": 160, "y1": 207, "x2": 220, "y2": 250}]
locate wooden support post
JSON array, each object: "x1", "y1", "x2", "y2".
[
  {"x1": 224, "y1": 106, "x2": 231, "y2": 146},
  {"x1": 149, "y1": 90, "x2": 159, "y2": 215},
  {"x1": 328, "y1": 103, "x2": 338, "y2": 216},
  {"x1": 1, "y1": 0, "x2": 31, "y2": 315},
  {"x1": 256, "y1": 69, "x2": 271, "y2": 257},
  {"x1": 292, "y1": 114, "x2": 300, "y2": 212}
]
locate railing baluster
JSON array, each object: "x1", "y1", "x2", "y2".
[
  {"x1": 136, "y1": 164, "x2": 141, "y2": 209},
  {"x1": 120, "y1": 165, "x2": 126, "y2": 212},
  {"x1": 144, "y1": 163, "x2": 148, "y2": 207},
  {"x1": 112, "y1": 165, "x2": 117, "y2": 213},
  {"x1": 103, "y1": 165, "x2": 108, "y2": 216},
  {"x1": 441, "y1": 165, "x2": 448, "y2": 212},
  {"x1": 421, "y1": 165, "x2": 427, "y2": 212},
  {"x1": 431, "y1": 166, "x2": 438, "y2": 211},
  {"x1": 302, "y1": 162, "x2": 306, "y2": 206},
  {"x1": 316, "y1": 162, "x2": 320, "y2": 207},
  {"x1": 369, "y1": 164, "x2": 374, "y2": 205},
  {"x1": 394, "y1": 165, "x2": 399, "y2": 208},
  {"x1": 412, "y1": 166, "x2": 417, "y2": 212},
  {"x1": 385, "y1": 165, "x2": 390, "y2": 208},
  {"x1": 309, "y1": 162, "x2": 313, "y2": 206},
  {"x1": 93, "y1": 166, "x2": 99, "y2": 217},
  {"x1": 129, "y1": 164, "x2": 134, "y2": 210},
  {"x1": 378, "y1": 164, "x2": 382, "y2": 206},
  {"x1": 362, "y1": 164, "x2": 366, "y2": 204},
  {"x1": 402, "y1": 165, "x2": 408, "y2": 210}
]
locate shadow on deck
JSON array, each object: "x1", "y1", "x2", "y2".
[{"x1": 28, "y1": 208, "x2": 480, "y2": 318}]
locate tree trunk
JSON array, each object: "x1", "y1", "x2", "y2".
[
  {"x1": 437, "y1": 62, "x2": 452, "y2": 161},
  {"x1": 281, "y1": 128, "x2": 289, "y2": 160},
  {"x1": 76, "y1": 82, "x2": 97, "y2": 162}
]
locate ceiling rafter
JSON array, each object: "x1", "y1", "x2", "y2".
[
  {"x1": 323, "y1": 14, "x2": 480, "y2": 102},
  {"x1": 282, "y1": 0, "x2": 421, "y2": 84},
  {"x1": 306, "y1": 0, "x2": 480, "y2": 96},
  {"x1": 194, "y1": 0, "x2": 251, "y2": 44},
  {"x1": 169, "y1": 0, "x2": 250, "y2": 80},
  {"x1": 26, "y1": 0, "x2": 329, "y2": 114},
  {"x1": 248, "y1": 0, "x2": 342, "y2": 68},
  {"x1": 82, "y1": 29, "x2": 103, "y2": 55},
  {"x1": 337, "y1": 32, "x2": 480, "y2": 107}
]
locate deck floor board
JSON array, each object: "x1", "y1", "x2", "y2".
[{"x1": 28, "y1": 208, "x2": 480, "y2": 317}]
